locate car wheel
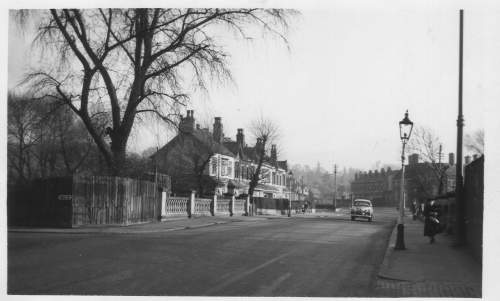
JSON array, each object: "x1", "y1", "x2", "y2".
[{"x1": 351, "y1": 216, "x2": 355, "y2": 221}]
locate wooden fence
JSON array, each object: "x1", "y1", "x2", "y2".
[
  {"x1": 8, "y1": 177, "x2": 73, "y2": 227},
  {"x1": 72, "y1": 175, "x2": 162, "y2": 226}
]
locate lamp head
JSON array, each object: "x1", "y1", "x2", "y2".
[{"x1": 399, "y1": 110, "x2": 414, "y2": 142}]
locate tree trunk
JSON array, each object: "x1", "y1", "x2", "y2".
[{"x1": 110, "y1": 141, "x2": 127, "y2": 176}]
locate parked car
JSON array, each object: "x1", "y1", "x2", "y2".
[{"x1": 351, "y1": 199, "x2": 374, "y2": 222}]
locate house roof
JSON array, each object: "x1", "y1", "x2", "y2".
[
  {"x1": 152, "y1": 129, "x2": 235, "y2": 159},
  {"x1": 223, "y1": 141, "x2": 251, "y2": 161},
  {"x1": 192, "y1": 130, "x2": 234, "y2": 157},
  {"x1": 277, "y1": 160, "x2": 288, "y2": 170}
]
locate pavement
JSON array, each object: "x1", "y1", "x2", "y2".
[
  {"x1": 7, "y1": 210, "x2": 348, "y2": 234},
  {"x1": 8, "y1": 215, "x2": 270, "y2": 234},
  {"x1": 375, "y1": 211, "x2": 482, "y2": 297}
]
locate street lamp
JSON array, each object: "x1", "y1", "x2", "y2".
[
  {"x1": 288, "y1": 171, "x2": 293, "y2": 217},
  {"x1": 395, "y1": 110, "x2": 414, "y2": 250}
]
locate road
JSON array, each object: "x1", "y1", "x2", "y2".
[{"x1": 8, "y1": 207, "x2": 397, "y2": 296}]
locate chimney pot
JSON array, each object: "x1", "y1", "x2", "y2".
[
  {"x1": 179, "y1": 109, "x2": 195, "y2": 133},
  {"x1": 448, "y1": 153, "x2": 455, "y2": 166},
  {"x1": 236, "y1": 128, "x2": 245, "y2": 147}
]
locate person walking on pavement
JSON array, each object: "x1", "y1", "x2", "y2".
[
  {"x1": 424, "y1": 199, "x2": 440, "y2": 243},
  {"x1": 411, "y1": 200, "x2": 418, "y2": 220}
]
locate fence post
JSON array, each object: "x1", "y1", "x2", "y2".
[
  {"x1": 230, "y1": 195, "x2": 235, "y2": 217},
  {"x1": 189, "y1": 191, "x2": 195, "y2": 218},
  {"x1": 245, "y1": 195, "x2": 250, "y2": 216},
  {"x1": 212, "y1": 194, "x2": 217, "y2": 216},
  {"x1": 161, "y1": 190, "x2": 167, "y2": 220}
]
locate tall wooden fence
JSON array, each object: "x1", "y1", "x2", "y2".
[
  {"x1": 8, "y1": 175, "x2": 164, "y2": 227},
  {"x1": 8, "y1": 177, "x2": 73, "y2": 227},
  {"x1": 72, "y1": 175, "x2": 162, "y2": 226}
]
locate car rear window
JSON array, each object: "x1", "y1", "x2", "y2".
[{"x1": 354, "y1": 201, "x2": 371, "y2": 207}]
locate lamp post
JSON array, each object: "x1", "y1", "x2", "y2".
[
  {"x1": 288, "y1": 171, "x2": 293, "y2": 217},
  {"x1": 454, "y1": 9, "x2": 466, "y2": 246},
  {"x1": 395, "y1": 110, "x2": 414, "y2": 250}
]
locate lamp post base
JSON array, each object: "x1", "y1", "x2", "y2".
[{"x1": 395, "y1": 223, "x2": 406, "y2": 250}]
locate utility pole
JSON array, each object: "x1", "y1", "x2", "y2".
[
  {"x1": 333, "y1": 164, "x2": 337, "y2": 212},
  {"x1": 455, "y1": 9, "x2": 466, "y2": 246},
  {"x1": 438, "y1": 144, "x2": 442, "y2": 164},
  {"x1": 438, "y1": 144, "x2": 443, "y2": 195}
]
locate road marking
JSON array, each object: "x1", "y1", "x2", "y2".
[
  {"x1": 255, "y1": 272, "x2": 292, "y2": 295},
  {"x1": 204, "y1": 252, "x2": 291, "y2": 295}
]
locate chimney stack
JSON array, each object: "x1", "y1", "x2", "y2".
[
  {"x1": 465, "y1": 155, "x2": 471, "y2": 165},
  {"x1": 271, "y1": 144, "x2": 277, "y2": 163},
  {"x1": 449, "y1": 153, "x2": 455, "y2": 166},
  {"x1": 473, "y1": 154, "x2": 478, "y2": 161},
  {"x1": 179, "y1": 110, "x2": 195, "y2": 134},
  {"x1": 408, "y1": 153, "x2": 419, "y2": 165},
  {"x1": 213, "y1": 117, "x2": 223, "y2": 143},
  {"x1": 236, "y1": 128, "x2": 245, "y2": 147}
]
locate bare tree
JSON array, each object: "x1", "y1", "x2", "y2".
[
  {"x1": 465, "y1": 129, "x2": 484, "y2": 155},
  {"x1": 7, "y1": 93, "x2": 39, "y2": 183},
  {"x1": 407, "y1": 126, "x2": 448, "y2": 196},
  {"x1": 247, "y1": 116, "x2": 280, "y2": 199},
  {"x1": 15, "y1": 9, "x2": 296, "y2": 175},
  {"x1": 8, "y1": 92, "x2": 104, "y2": 183}
]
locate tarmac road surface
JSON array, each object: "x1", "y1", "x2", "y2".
[{"x1": 8, "y1": 207, "x2": 396, "y2": 296}]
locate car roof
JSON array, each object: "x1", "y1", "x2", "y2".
[{"x1": 354, "y1": 199, "x2": 372, "y2": 204}]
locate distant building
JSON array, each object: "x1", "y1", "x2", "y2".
[
  {"x1": 351, "y1": 153, "x2": 454, "y2": 207},
  {"x1": 351, "y1": 167, "x2": 397, "y2": 206}
]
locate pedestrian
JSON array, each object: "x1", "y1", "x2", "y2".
[
  {"x1": 411, "y1": 200, "x2": 417, "y2": 220},
  {"x1": 423, "y1": 199, "x2": 439, "y2": 243}
]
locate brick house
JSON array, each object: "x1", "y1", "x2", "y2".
[{"x1": 152, "y1": 110, "x2": 290, "y2": 198}]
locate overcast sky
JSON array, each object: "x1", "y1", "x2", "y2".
[{"x1": 7, "y1": 1, "x2": 499, "y2": 172}]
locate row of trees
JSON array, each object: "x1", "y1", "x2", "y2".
[
  {"x1": 290, "y1": 163, "x2": 359, "y2": 201},
  {"x1": 7, "y1": 92, "x2": 154, "y2": 184}
]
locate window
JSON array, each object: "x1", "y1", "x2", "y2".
[
  {"x1": 221, "y1": 158, "x2": 229, "y2": 176},
  {"x1": 235, "y1": 162, "x2": 240, "y2": 178},
  {"x1": 211, "y1": 158, "x2": 217, "y2": 175}
]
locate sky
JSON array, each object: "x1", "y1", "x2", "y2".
[{"x1": 6, "y1": 1, "x2": 499, "y2": 172}]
